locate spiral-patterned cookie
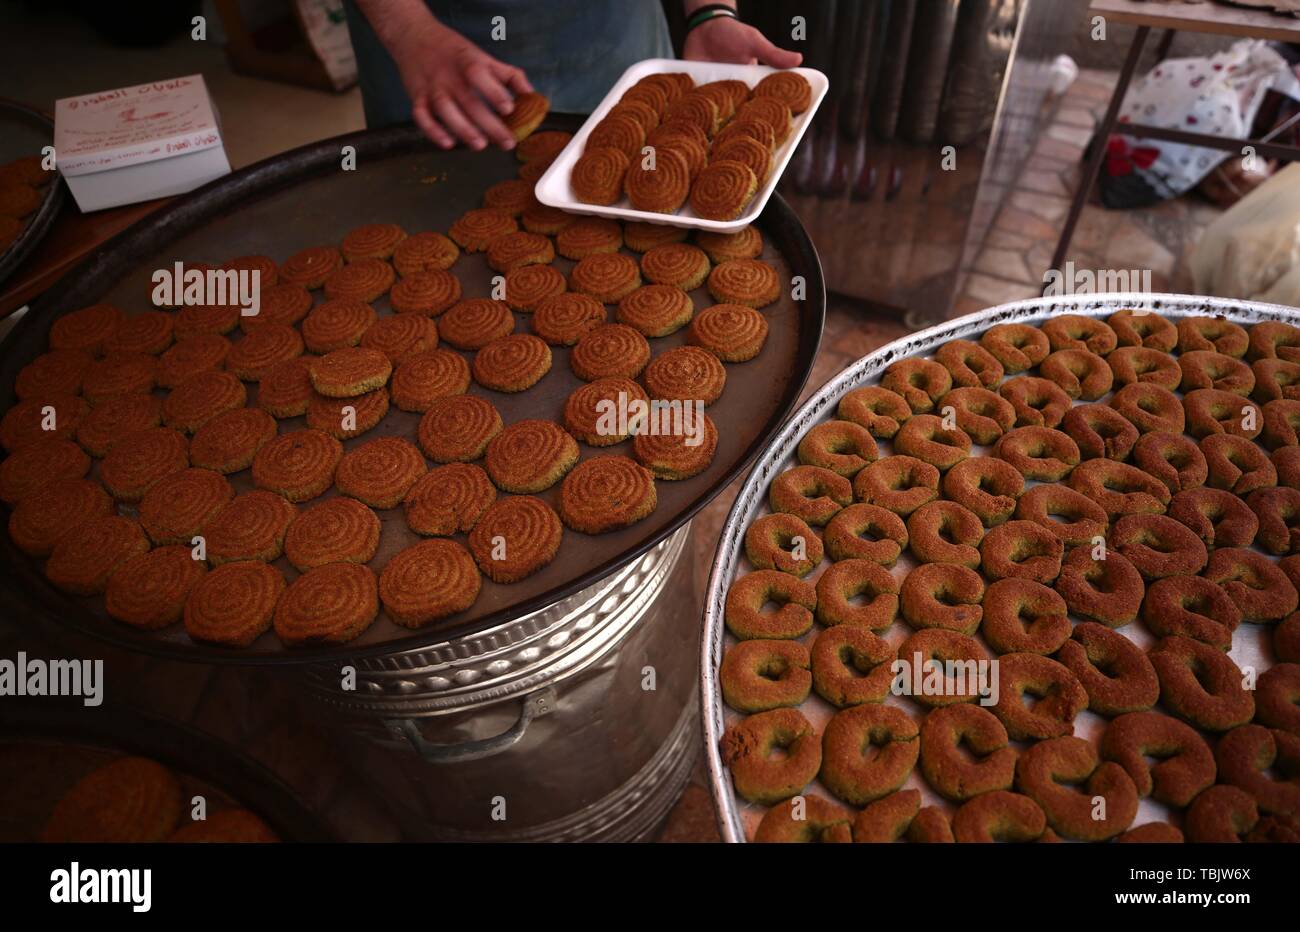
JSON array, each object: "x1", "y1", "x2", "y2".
[
  {"x1": 360, "y1": 314, "x2": 437, "y2": 364},
  {"x1": 301, "y1": 300, "x2": 376, "y2": 354},
  {"x1": 390, "y1": 349, "x2": 469, "y2": 412},
  {"x1": 687, "y1": 302, "x2": 768, "y2": 361},
  {"x1": 219, "y1": 254, "x2": 278, "y2": 290},
  {"x1": 241, "y1": 283, "x2": 312, "y2": 331},
  {"x1": 189, "y1": 407, "x2": 278, "y2": 473},
  {"x1": 715, "y1": 118, "x2": 777, "y2": 153},
  {"x1": 392, "y1": 231, "x2": 460, "y2": 276},
  {"x1": 8, "y1": 477, "x2": 112, "y2": 557},
  {"x1": 622, "y1": 221, "x2": 689, "y2": 253},
  {"x1": 623, "y1": 147, "x2": 691, "y2": 214},
  {"x1": 273, "y1": 562, "x2": 379, "y2": 646},
  {"x1": 531, "y1": 293, "x2": 607, "y2": 345},
  {"x1": 104, "y1": 311, "x2": 174, "y2": 356},
  {"x1": 15, "y1": 349, "x2": 92, "y2": 399},
  {"x1": 257, "y1": 356, "x2": 316, "y2": 418},
  {"x1": 449, "y1": 208, "x2": 517, "y2": 252},
  {"x1": 633, "y1": 412, "x2": 718, "y2": 480},
  {"x1": 558, "y1": 455, "x2": 657, "y2": 533},
  {"x1": 690, "y1": 160, "x2": 758, "y2": 221},
  {"x1": 283, "y1": 495, "x2": 381, "y2": 570},
  {"x1": 203, "y1": 490, "x2": 297, "y2": 564},
  {"x1": 174, "y1": 303, "x2": 241, "y2": 339},
  {"x1": 737, "y1": 96, "x2": 792, "y2": 143},
  {"x1": 341, "y1": 222, "x2": 406, "y2": 261},
  {"x1": 99, "y1": 427, "x2": 189, "y2": 502},
  {"x1": 138, "y1": 467, "x2": 234, "y2": 545},
  {"x1": 713, "y1": 134, "x2": 772, "y2": 184},
  {"x1": 157, "y1": 335, "x2": 230, "y2": 389},
  {"x1": 105, "y1": 545, "x2": 207, "y2": 630},
  {"x1": 403, "y1": 463, "x2": 496, "y2": 536},
  {"x1": 643, "y1": 345, "x2": 727, "y2": 405},
  {"x1": 472, "y1": 333, "x2": 552, "y2": 392},
  {"x1": 163, "y1": 370, "x2": 246, "y2": 432},
  {"x1": 74, "y1": 394, "x2": 162, "y2": 457},
  {"x1": 504, "y1": 264, "x2": 566, "y2": 312},
  {"x1": 417, "y1": 394, "x2": 503, "y2": 462},
  {"x1": 309, "y1": 346, "x2": 392, "y2": 398},
  {"x1": 0, "y1": 395, "x2": 89, "y2": 452},
  {"x1": 0, "y1": 438, "x2": 89, "y2": 505},
  {"x1": 49, "y1": 303, "x2": 124, "y2": 355},
  {"x1": 290, "y1": 382, "x2": 375, "y2": 444},
  {"x1": 484, "y1": 419, "x2": 580, "y2": 493},
  {"x1": 571, "y1": 323, "x2": 651, "y2": 381},
  {"x1": 608, "y1": 99, "x2": 660, "y2": 133},
  {"x1": 324, "y1": 258, "x2": 395, "y2": 303},
  {"x1": 556, "y1": 217, "x2": 622, "y2": 258},
  {"x1": 335, "y1": 437, "x2": 426, "y2": 509},
  {"x1": 184, "y1": 560, "x2": 285, "y2": 647},
  {"x1": 81, "y1": 353, "x2": 157, "y2": 404},
  {"x1": 586, "y1": 113, "x2": 647, "y2": 160},
  {"x1": 45, "y1": 515, "x2": 150, "y2": 596},
  {"x1": 570, "y1": 253, "x2": 642, "y2": 304},
  {"x1": 697, "y1": 226, "x2": 763, "y2": 264},
  {"x1": 641, "y1": 243, "x2": 711, "y2": 290},
  {"x1": 564, "y1": 377, "x2": 650, "y2": 445},
  {"x1": 572, "y1": 147, "x2": 632, "y2": 205},
  {"x1": 753, "y1": 71, "x2": 813, "y2": 113},
  {"x1": 279, "y1": 245, "x2": 342, "y2": 289},
  {"x1": 517, "y1": 129, "x2": 572, "y2": 163},
  {"x1": 225, "y1": 324, "x2": 303, "y2": 381},
  {"x1": 467, "y1": 495, "x2": 564, "y2": 583},
  {"x1": 439, "y1": 299, "x2": 514, "y2": 351},
  {"x1": 390, "y1": 270, "x2": 462, "y2": 316},
  {"x1": 486, "y1": 230, "x2": 554, "y2": 273},
  {"x1": 664, "y1": 93, "x2": 720, "y2": 136},
  {"x1": 39, "y1": 755, "x2": 182, "y2": 843},
  {"x1": 379, "y1": 538, "x2": 481, "y2": 627},
  {"x1": 251, "y1": 428, "x2": 343, "y2": 502},
  {"x1": 521, "y1": 202, "x2": 574, "y2": 234},
  {"x1": 616, "y1": 284, "x2": 694, "y2": 337},
  {"x1": 707, "y1": 258, "x2": 780, "y2": 308},
  {"x1": 504, "y1": 91, "x2": 549, "y2": 140}
]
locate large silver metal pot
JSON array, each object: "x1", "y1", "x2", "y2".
[
  {"x1": 702, "y1": 293, "x2": 1300, "y2": 843},
  {"x1": 297, "y1": 524, "x2": 699, "y2": 842}
]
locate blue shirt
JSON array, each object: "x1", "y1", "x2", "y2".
[{"x1": 343, "y1": 0, "x2": 674, "y2": 123}]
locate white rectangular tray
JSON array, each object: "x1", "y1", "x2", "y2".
[{"x1": 534, "y1": 58, "x2": 828, "y2": 234}]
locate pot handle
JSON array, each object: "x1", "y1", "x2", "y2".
[{"x1": 385, "y1": 687, "x2": 557, "y2": 764}]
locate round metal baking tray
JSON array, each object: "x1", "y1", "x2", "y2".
[
  {"x1": 0, "y1": 117, "x2": 824, "y2": 664},
  {"x1": 0, "y1": 98, "x2": 65, "y2": 291},
  {"x1": 0, "y1": 699, "x2": 334, "y2": 842},
  {"x1": 702, "y1": 292, "x2": 1299, "y2": 843}
]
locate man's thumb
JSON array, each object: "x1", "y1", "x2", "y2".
[{"x1": 757, "y1": 36, "x2": 803, "y2": 69}]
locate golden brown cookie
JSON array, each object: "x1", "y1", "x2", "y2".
[
  {"x1": 531, "y1": 293, "x2": 607, "y2": 345},
  {"x1": 257, "y1": 356, "x2": 316, "y2": 418},
  {"x1": 690, "y1": 160, "x2": 758, "y2": 221},
  {"x1": 643, "y1": 345, "x2": 726, "y2": 404},
  {"x1": 640, "y1": 242, "x2": 710, "y2": 289},
  {"x1": 99, "y1": 427, "x2": 189, "y2": 502},
  {"x1": 403, "y1": 463, "x2": 496, "y2": 536},
  {"x1": 40, "y1": 757, "x2": 182, "y2": 843},
  {"x1": 504, "y1": 91, "x2": 549, "y2": 140},
  {"x1": 572, "y1": 146, "x2": 631, "y2": 205},
  {"x1": 555, "y1": 217, "x2": 622, "y2": 259},
  {"x1": 49, "y1": 303, "x2": 124, "y2": 356},
  {"x1": 686, "y1": 302, "x2": 768, "y2": 361},
  {"x1": 486, "y1": 230, "x2": 555, "y2": 273},
  {"x1": 753, "y1": 70, "x2": 813, "y2": 113},
  {"x1": 467, "y1": 494, "x2": 563, "y2": 582},
  {"x1": 563, "y1": 377, "x2": 650, "y2": 445},
  {"x1": 392, "y1": 231, "x2": 460, "y2": 276},
  {"x1": 138, "y1": 467, "x2": 234, "y2": 545},
  {"x1": 7, "y1": 478, "x2": 112, "y2": 557},
  {"x1": 241, "y1": 283, "x2": 312, "y2": 332},
  {"x1": 438, "y1": 298, "x2": 514, "y2": 351},
  {"x1": 157, "y1": 334, "x2": 231, "y2": 389},
  {"x1": 309, "y1": 346, "x2": 392, "y2": 397},
  {"x1": 0, "y1": 437, "x2": 89, "y2": 504},
  {"x1": 0, "y1": 395, "x2": 89, "y2": 452},
  {"x1": 623, "y1": 147, "x2": 691, "y2": 214},
  {"x1": 484, "y1": 419, "x2": 580, "y2": 492},
  {"x1": 323, "y1": 257, "x2": 395, "y2": 303},
  {"x1": 707, "y1": 258, "x2": 780, "y2": 309},
  {"x1": 633, "y1": 412, "x2": 717, "y2": 480},
  {"x1": 449, "y1": 207, "x2": 517, "y2": 252},
  {"x1": 203, "y1": 490, "x2": 298, "y2": 564},
  {"x1": 45, "y1": 515, "x2": 150, "y2": 596},
  {"x1": 417, "y1": 394, "x2": 503, "y2": 462},
  {"x1": 283, "y1": 495, "x2": 381, "y2": 571},
  {"x1": 615, "y1": 284, "x2": 694, "y2": 337},
  {"x1": 15, "y1": 349, "x2": 93, "y2": 400},
  {"x1": 279, "y1": 245, "x2": 343, "y2": 289},
  {"x1": 74, "y1": 393, "x2": 163, "y2": 457},
  {"x1": 273, "y1": 562, "x2": 379, "y2": 646},
  {"x1": 81, "y1": 353, "x2": 157, "y2": 404},
  {"x1": 184, "y1": 560, "x2": 285, "y2": 647},
  {"x1": 389, "y1": 270, "x2": 462, "y2": 316},
  {"x1": 305, "y1": 386, "x2": 390, "y2": 439},
  {"x1": 251, "y1": 428, "x2": 343, "y2": 502},
  {"x1": 105, "y1": 545, "x2": 208, "y2": 630},
  {"x1": 224, "y1": 324, "x2": 303, "y2": 381},
  {"x1": 103, "y1": 311, "x2": 174, "y2": 356},
  {"x1": 472, "y1": 333, "x2": 552, "y2": 392},
  {"x1": 558, "y1": 455, "x2": 656, "y2": 533},
  {"x1": 570, "y1": 253, "x2": 642, "y2": 303},
  {"x1": 503, "y1": 263, "x2": 566, "y2": 312},
  {"x1": 162, "y1": 370, "x2": 247, "y2": 432},
  {"x1": 391, "y1": 348, "x2": 470, "y2": 411},
  {"x1": 359, "y1": 314, "x2": 437, "y2": 364},
  {"x1": 188, "y1": 407, "x2": 277, "y2": 474},
  {"x1": 379, "y1": 538, "x2": 481, "y2": 627},
  {"x1": 570, "y1": 323, "x2": 651, "y2": 380},
  {"x1": 335, "y1": 436, "x2": 426, "y2": 509}
]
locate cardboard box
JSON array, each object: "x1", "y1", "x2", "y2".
[{"x1": 54, "y1": 74, "x2": 231, "y2": 212}]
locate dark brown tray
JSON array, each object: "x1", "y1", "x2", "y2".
[
  {"x1": 0, "y1": 99, "x2": 65, "y2": 291},
  {"x1": 0, "y1": 117, "x2": 824, "y2": 664}
]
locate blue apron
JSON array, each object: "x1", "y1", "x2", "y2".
[{"x1": 342, "y1": 0, "x2": 674, "y2": 123}]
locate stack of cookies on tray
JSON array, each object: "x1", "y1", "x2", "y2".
[
  {"x1": 570, "y1": 70, "x2": 812, "y2": 220},
  {"x1": 0, "y1": 91, "x2": 790, "y2": 650}
]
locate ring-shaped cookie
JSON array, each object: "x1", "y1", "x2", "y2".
[
  {"x1": 754, "y1": 795, "x2": 852, "y2": 844},
  {"x1": 814, "y1": 559, "x2": 898, "y2": 630},
  {"x1": 990, "y1": 653, "x2": 1087, "y2": 741},
  {"x1": 1132, "y1": 430, "x2": 1207, "y2": 493},
  {"x1": 720, "y1": 639, "x2": 811, "y2": 713},
  {"x1": 1184, "y1": 784, "x2": 1258, "y2": 842},
  {"x1": 979, "y1": 323, "x2": 1049, "y2": 373},
  {"x1": 1254, "y1": 664, "x2": 1300, "y2": 736},
  {"x1": 1053, "y1": 545, "x2": 1144, "y2": 627},
  {"x1": 1180, "y1": 350, "x2": 1254, "y2": 395},
  {"x1": 1015, "y1": 736, "x2": 1138, "y2": 841},
  {"x1": 934, "y1": 339, "x2": 1003, "y2": 389},
  {"x1": 795, "y1": 420, "x2": 878, "y2": 477},
  {"x1": 836, "y1": 386, "x2": 911, "y2": 439},
  {"x1": 880, "y1": 358, "x2": 951, "y2": 414},
  {"x1": 1014, "y1": 484, "x2": 1107, "y2": 546},
  {"x1": 919, "y1": 704, "x2": 1016, "y2": 802},
  {"x1": 979, "y1": 520, "x2": 1063, "y2": 584},
  {"x1": 906, "y1": 502, "x2": 983, "y2": 569},
  {"x1": 720, "y1": 708, "x2": 822, "y2": 805},
  {"x1": 941, "y1": 457, "x2": 1023, "y2": 527},
  {"x1": 900, "y1": 561, "x2": 984, "y2": 633},
  {"x1": 951, "y1": 791, "x2": 1046, "y2": 843},
  {"x1": 1201, "y1": 433, "x2": 1277, "y2": 495},
  {"x1": 1249, "y1": 320, "x2": 1300, "y2": 363},
  {"x1": 1107, "y1": 346, "x2": 1181, "y2": 390},
  {"x1": 1040, "y1": 349, "x2": 1112, "y2": 400},
  {"x1": 1214, "y1": 724, "x2": 1300, "y2": 815},
  {"x1": 1204, "y1": 547, "x2": 1298, "y2": 622},
  {"x1": 936, "y1": 387, "x2": 1016, "y2": 445},
  {"x1": 1110, "y1": 513, "x2": 1208, "y2": 579},
  {"x1": 980, "y1": 578, "x2": 1070, "y2": 655},
  {"x1": 1262, "y1": 398, "x2": 1300, "y2": 449},
  {"x1": 1251, "y1": 357, "x2": 1300, "y2": 402},
  {"x1": 994, "y1": 426, "x2": 1080, "y2": 481},
  {"x1": 998, "y1": 376, "x2": 1071, "y2": 429},
  {"x1": 1150, "y1": 636, "x2": 1255, "y2": 732},
  {"x1": 895, "y1": 629, "x2": 989, "y2": 708},
  {"x1": 1067, "y1": 458, "x2": 1170, "y2": 518},
  {"x1": 1056, "y1": 621, "x2": 1159, "y2": 716},
  {"x1": 1109, "y1": 309, "x2": 1176, "y2": 351},
  {"x1": 1100, "y1": 711, "x2": 1215, "y2": 807},
  {"x1": 769, "y1": 465, "x2": 852, "y2": 527},
  {"x1": 1042, "y1": 314, "x2": 1118, "y2": 355},
  {"x1": 823, "y1": 503, "x2": 908, "y2": 565},
  {"x1": 819, "y1": 704, "x2": 919, "y2": 807},
  {"x1": 1247, "y1": 486, "x2": 1300, "y2": 555},
  {"x1": 1061, "y1": 404, "x2": 1138, "y2": 462},
  {"x1": 811, "y1": 625, "x2": 896, "y2": 707},
  {"x1": 852, "y1": 455, "x2": 939, "y2": 517},
  {"x1": 1141, "y1": 575, "x2": 1241, "y2": 650},
  {"x1": 724, "y1": 569, "x2": 816, "y2": 640},
  {"x1": 744, "y1": 512, "x2": 823, "y2": 577},
  {"x1": 1183, "y1": 388, "x2": 1262, "y2": 440},
  {"x1": 1110, "y1": 382, "x2": 1184, "y2": 434},
  {"x1": 893, "y1": 414, "x2": 971, "y2": 471},
  {"x1": 1178, "y1": 316, "x2": 1248, "y2": 357}
]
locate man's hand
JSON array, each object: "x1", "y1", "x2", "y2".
[
  {"x1": 682, "y1": 16, "x2": 802, "y2": 68},
  {"x1": 359, "y1": 0, "x2": 532, "y2": 151}
]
